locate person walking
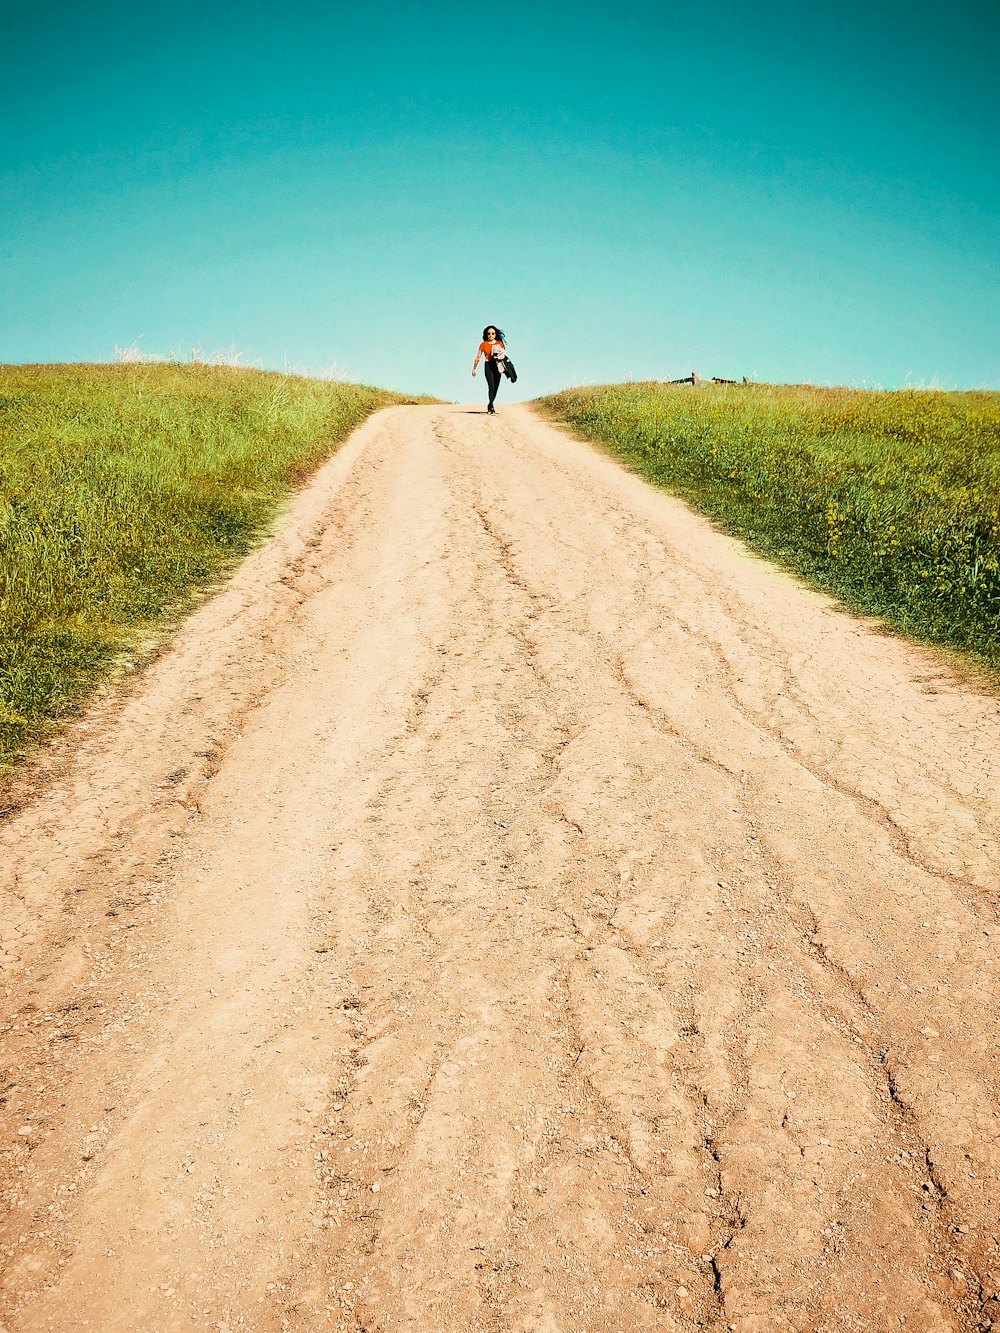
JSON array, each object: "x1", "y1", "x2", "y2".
[{"x1": 471, "y1": 325, "x2": 507, "y2": 414}]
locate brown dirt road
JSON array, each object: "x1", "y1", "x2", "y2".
[{"x1": 2, "y1": 403, "x2": 1000, "y2": 1333}]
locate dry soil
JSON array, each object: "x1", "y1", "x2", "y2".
[{"x1": 2, "y1": 403, "x2": 1000, "y2": 1333}]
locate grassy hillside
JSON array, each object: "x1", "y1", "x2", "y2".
[
  {"x1": 0, "y1": 363, "x2": 415, "y2": 767},
  {"x1": 536, "y1": 382, "x2": 1000, "y2": 678}
]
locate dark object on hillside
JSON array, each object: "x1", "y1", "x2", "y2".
[
  {"x1": 503, "y1": 358, "x2": 518, "y2": 383},
  {"x1": 667, "y1": 372, "x2": 750, "y2": 385}
]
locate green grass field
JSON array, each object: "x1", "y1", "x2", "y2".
[
  {"x1": 0, "y1": 363, "x2": 416, "y2": 768},
  {"x1": 536, "y1": 382, "x2": 1000, "y2": 678}
]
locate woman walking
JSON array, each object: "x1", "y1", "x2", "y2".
[{"x1": 471, "y1": 325, "x2": 506, "y2": 414}]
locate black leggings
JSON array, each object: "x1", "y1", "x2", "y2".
[{"x1": 484, "y1": 358, "x2": 502, "y2": 408}]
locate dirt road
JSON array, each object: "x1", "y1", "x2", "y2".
[{"x1": 2, "y1": 403, "x2": 999, "y2": 1333}]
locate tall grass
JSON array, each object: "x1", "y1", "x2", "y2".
[
  {"x1": 536, "y1": 382, "x2": 1000, "y2": 677},
  {"x1": 0, "y1": 363, "x2": 414, "y2": 766}
]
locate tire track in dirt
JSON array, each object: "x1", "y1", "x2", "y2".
[{"x1": 2, "y1": 403, "x2": 1000, "y2": 1332}]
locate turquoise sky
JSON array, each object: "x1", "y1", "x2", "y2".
[{"x1": 2, "y1": 0, "x2": 998, "y2": 401}]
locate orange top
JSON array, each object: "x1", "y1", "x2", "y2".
[{"x1": 479, "y1": 339, "x2": 505, "y2": 358}]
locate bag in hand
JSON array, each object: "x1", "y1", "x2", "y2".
[{"x1": 501, "y1": 357, "x2": 518, "y2": 383}]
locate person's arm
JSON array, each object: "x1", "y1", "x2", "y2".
[{"x1": 472, "y1": 345, "x2": 482, "y2": 376}]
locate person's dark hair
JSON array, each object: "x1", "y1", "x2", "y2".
[{"x1": 482, "y1": 325, "x2": 506, "y2": 342}]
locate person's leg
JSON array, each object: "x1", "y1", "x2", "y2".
[{"x1": 485, "y1": 360, "x2": 500, "y2": 411}]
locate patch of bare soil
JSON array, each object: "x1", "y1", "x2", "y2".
[{"x1": 2, "y1": 404, "x2": 999, "y2": 1332}]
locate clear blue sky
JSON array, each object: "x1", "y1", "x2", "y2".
[{"x1": 2, "y1": 0, "x2": 998, "y2": 401}]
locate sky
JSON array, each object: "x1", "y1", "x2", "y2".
[{"x1": 2, "y1": 0, "x2": 998, "y2": 402}]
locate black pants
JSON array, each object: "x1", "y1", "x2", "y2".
[{"x1": 484, "y1": 358, "x2": 501, "y2": 409}]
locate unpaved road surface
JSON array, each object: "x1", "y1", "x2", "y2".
[{"x1": 2, "y1": 403, "x2": 1000, "y2": 1333}]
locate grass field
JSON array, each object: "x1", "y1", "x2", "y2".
[
  {"x1": 536, "y1": 382, "x2": 1000, "y2": 678},
  {"x1": 0, "y1": 363, "x2": 416, "y2": 768}
]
